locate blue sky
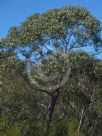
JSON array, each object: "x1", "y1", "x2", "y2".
[{"x1": 0, "y1": 0, "x2": 102, "y2": 38}]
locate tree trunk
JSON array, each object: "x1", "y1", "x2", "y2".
[
  {"x1": 46, "y1": 94, "x2": 59, "y2": 126},
  {"x1": 44, "y1": 90, "x2": 59, "y2": 136},
  {"x1": 78, "y1": 107, "x2": 86, "y2": 133}
]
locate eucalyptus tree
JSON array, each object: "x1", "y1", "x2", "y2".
[
  {"x1": 60, "y1": 51, "x2": 102, "y2": 134},
  {"x1": 2, "y1": 6, "x2": 102, "y2": 134}
]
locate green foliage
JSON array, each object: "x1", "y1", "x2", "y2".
[
  {"x1": 0, "y1": 116, "x2": 21, "y2": 136},
  {"x1": 47, "y1": 117, "x2": 85, "y2": 136},
  {"x1": 67, "y1": 117, "x2": 84, "y2": 136},
  {"x1": 4, "y1": 6, "x2": 101, "y2": 59},
  {"x1": 1, "y1": 6, "x2": 102, "y2": 136},
  {"x1": 6, "y1": 124, "x2": 21, "y2": 136},
  {"x1": 0, "y1": 116, "x2": 8, "y2": 132},
  {"x1": 55, "y1": 117, "x2": 69, "y2": 136}
]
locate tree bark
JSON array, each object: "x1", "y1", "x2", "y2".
[
  {"x1": 78, "y1": 107, "x2": 86, "y2": 133},
  {"x1": 46, "y1": 91, "x2": 59, "y2": 127},
  {"x1": 44, "y1": 90, "x2": 59, "y2": 136}
]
